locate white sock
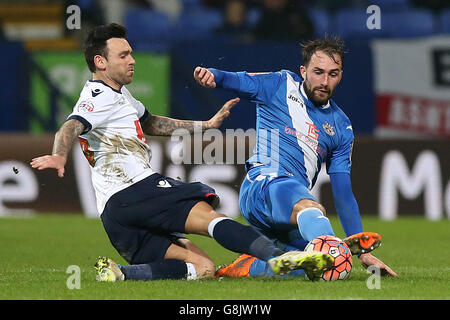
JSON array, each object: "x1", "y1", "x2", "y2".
[
  {"x1": 186, "y1": 262, "x2": 197, "y2": 281},
  {"x1": 207, "y1": 216, "x2": 232, "y2": 238}
]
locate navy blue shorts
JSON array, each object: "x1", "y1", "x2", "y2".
[{"x1": 101, "y1": 173, "x2": 218, "y2": 264}]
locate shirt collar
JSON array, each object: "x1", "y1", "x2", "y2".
[{"x1": 89, "y1": 80, "x2": 122, "y2": 94}]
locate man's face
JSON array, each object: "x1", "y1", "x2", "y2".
[
  {"x1": 98, "y1": 37, "x2": 135, "y2": 86},
  {"x1": 300, "y1": 50, "x2": 343, "y2": 106}
]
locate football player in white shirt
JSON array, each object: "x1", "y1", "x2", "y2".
[{"x1": 31, "y1": 23, "x2": 334, "y2": 282}]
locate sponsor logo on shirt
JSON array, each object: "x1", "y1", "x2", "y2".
[
  {"x1": 78, "y1": 101, "x2": 94, "y2": 113},
  {"x1": 283, "y1": 124, "x2": 327, "y2": 158},
  {"x1": 306, "y1": 122, "x2": 320, "y2": 140},
  {"x1": 288, "y1": 94, "x2": 304, "y2": 107},
  {"x1": 284, "y1": 124, "x2": 319, "y2": 150}
]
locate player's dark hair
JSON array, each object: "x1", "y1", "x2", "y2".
[
  {"x1": 301, "y1": 35, "x2": 347, "y2": 68},
  {"x1": 83, "y1": 23, "x2": 127, "y2": 73}
]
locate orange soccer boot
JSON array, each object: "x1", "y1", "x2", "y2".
[
  {"x1": 343, "y1": 232, "x2": 382, "y2": 255},
  {"x1": 215, "y1": 254, "x2": 257, "y2": 278}
]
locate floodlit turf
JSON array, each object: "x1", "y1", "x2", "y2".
[{"x1": 0, "y1": 215, "x2": 448, "y2": 300}]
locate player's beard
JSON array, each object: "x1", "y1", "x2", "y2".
[
  {"x1": 303, "y1": 78, "x2": 333, "y2": 107},
  {"x1": 113, "y1": 73, "x2": 133, "y2": 86},
  {"x1": 111, "y1": 67, "x2": 134, "y2": 86}
]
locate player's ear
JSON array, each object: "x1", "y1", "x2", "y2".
[
  {"x1": 94, "y1": 54, "x2": 107, "y2": 71},
  {"x1": 299, "y1": 65, "x2": 306, "y2": 79}
]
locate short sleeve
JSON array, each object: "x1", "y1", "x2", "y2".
[{"x1": 67, "y1": 98, "x2": 113, "y2": 133}]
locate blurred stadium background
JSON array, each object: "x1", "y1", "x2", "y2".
[{"x1": 0, "y1": 0, "x2": 449, "y2": 221}]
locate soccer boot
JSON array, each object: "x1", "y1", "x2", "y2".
[
  {"x1": 343, "y1": 232, "x2": 382, "y2": 255},
  {"x1": 268, "y1": 251, "x2": 334, "y2": 280},
  {"x1": 215, "y1": 254, "x2": 257, "y2": 277},
  {"x1": 94, "y1": 256, "x2": 125, "y2": 282}
]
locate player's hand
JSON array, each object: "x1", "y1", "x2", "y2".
[
  {"x1": 30, "y1": 154, "x2": 67, "y2": 178},
  {"x1": 207, "y1": 97, "x2": 240, "y2": 129},
  {"x1": 194, "y1": 67, "x2": 216, "y2": 88},
  {"x1": 359, "y1": 252, "x2": 398, "y2": 277}
]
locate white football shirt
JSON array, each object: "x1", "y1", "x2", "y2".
[{"x1": 67, "y1": 80, "x2": 155, "y2": 215}]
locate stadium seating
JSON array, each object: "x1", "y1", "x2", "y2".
[
  {"x1": 381, "y1": 10, "x2": 435, "y2": 37},
  {"x1": 247, "y1": 7, "x2": 262, "y2": 28},
  {"x1": 172, "y1": 8, "x2": 223, "y2": 42},
  {"x1": 124, "y1": 8, "x2": 172, "y2": 52},
  {"x1": 440, "y1": 9, "x2": 450, "y2": 34},
  {"x1": 0, "y1": 2, "x2": 79, "y2": 50},
  {"x1": 308, "y1": 8, "x2": 330, "y2": 38},
  {"x1": 123, "y1": 2, "x2": 444, "y2": 51},
  {"x1": 181, "y1": 0, "x2": 202, "y2": 9},
  {"x1": 335, "y1": 8, "x2": 386, "y2": 40},
  {"x1": 369, "y1": 0, "x2": 411, "y2": 10},
  {"x1": 335, "y1": 8, "x2": 437, "y2": 40}
]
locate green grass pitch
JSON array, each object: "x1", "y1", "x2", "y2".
[{"x1": 0, "y1": 215, "x2": 448, "y2": 300}]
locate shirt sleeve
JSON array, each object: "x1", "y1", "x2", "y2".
[
  {"x1": 326, "y1": 121, "x2": 354, "y2": 174},
  {"x1": 329, "y1": 172, "x2": 363, "y2": 237},
  {"x1": 66, "y1": 98, "x2": 113, "y2": 133},
  {"x1": 209, "y1": 68, "x2": 283, "y2": 104}
]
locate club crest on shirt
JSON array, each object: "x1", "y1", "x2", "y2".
[
  {"x1": 78, "y1": 101, "x2": 94, "y2": 113},
  {"x1": 322, "y1": 122, "x2": 335, "y2": 136}
]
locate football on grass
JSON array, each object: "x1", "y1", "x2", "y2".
[{"x1": 305, "y1": 235, "x2": 352, "y2": 281}]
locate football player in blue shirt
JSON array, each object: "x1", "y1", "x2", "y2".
[
  {"x1": 32, "y1": 24, "x2": 336, "y2": 283},
  {"x1": 194, "y1": 36, "x2": 397, "y2": 278}
]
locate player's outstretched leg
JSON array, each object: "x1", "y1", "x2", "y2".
[
  {"x1": 186, "y1": 202, "x2": 285, "y2": 263},
  {"x1": 343, "y1": 232, "x2": 382, "y2": 255},
  {"x1": 96, "y1": 238, "x2": 218, "y2": 281},
  {"x1": 95, "y1": 256, "x2": 201, "y2": 282},
  {"x1": 216, "y1": 251, "x2": 334, "y2": 280}
]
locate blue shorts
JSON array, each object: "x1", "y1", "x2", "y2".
[
  {"x1": 239, "y1": 166, "x2": 316, "y2": 250},
  {"x1": 101, "y1": 173, "x2": 218, "y2": 264}
]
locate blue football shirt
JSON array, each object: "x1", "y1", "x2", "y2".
[{"x1": 211, "y1": 69, "x2": 354, "y2": 190}]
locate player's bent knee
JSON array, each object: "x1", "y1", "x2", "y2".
[
  {"x1": 290, "y1": 199, "x2": 327, "y2": 224},
  {"x1": 185, "y1": 201, "x2": 228, "y2": 236},
  {"x1": 292, "y1": 199, "x2": 326, "y2": 216},
  {"x1": 317, "y1": 203, "x2": 326, "y2": 215}
]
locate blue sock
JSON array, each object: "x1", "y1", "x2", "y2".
[
  {"x1": 296, "y1": 208, "x2": 335, "y2": 242},
  {"x1": 120, "y1": 259, "x2": 187, "y2": 281},
  {"x1": 209, "y1": 218, "x2": 283, "y2": 261}
]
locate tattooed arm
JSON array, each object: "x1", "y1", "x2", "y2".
[
  {"x1": 141, "y1": 114, "x2": 203, "y2": 136},
  {"x1": 141, "y1": 97, "x2": 240, "y2": 136},
  {"x1": 30, "y1": 119, "x2": 85, "y2": 178}
]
